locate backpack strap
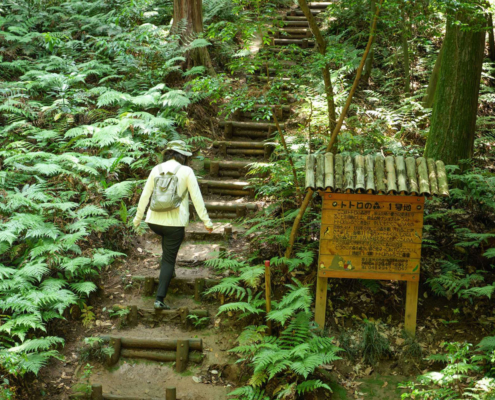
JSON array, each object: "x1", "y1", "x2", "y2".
[
  {"x1": 172, "y1": 163, "x2": 182, "y2": 175},
  {"x1": 172, "y1": 163, "x2": 188, "y2": 200},
  {"x1": 157, "y1": 163, "x2": 165, "y2": 176}
]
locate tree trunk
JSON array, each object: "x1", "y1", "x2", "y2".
[
  {"x1": 401, "y1": 4, "x2": 410, "y2": 95},
  {"x1": 488, "y1": 13, "x2": 495, "y2": 61},
  {"x1": 362, "y1": 0, "x2": 376, "y2": 82},
  {"x1": 424, "y1": 9, "x2": 485, "y2": 165},
  {"x1": 172, "y1": 0, "x2": 215, "y2": 75},
  {"x1": 422, "y1": 41, "x2": 443, "y2": 108},
  {"x1": 297, "y1": 0, "x2": 337, "y2": 133}
]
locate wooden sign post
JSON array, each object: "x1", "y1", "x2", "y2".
[{"x1": 315, "y1": 192, "x2": 425, "y2": 336}]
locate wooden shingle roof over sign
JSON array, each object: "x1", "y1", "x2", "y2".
[{"x1": 305, "y1": 154, "x2": 449, "y2": 197}]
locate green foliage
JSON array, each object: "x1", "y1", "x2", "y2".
[
  {"x1": 187, "y1": 314, "x2": 211, "y2": 329},
  {"x1": 0, "y1": 0, "x2": 216, "y2": 378},
  {"x1": 229, "y1": 312, "x2": 340, "y2": 399},
  {"x1": 361, "y1": 320, "x2": 390, "y2": 365},
  {"x1": 400, "y1": 341, "x2": 495, "y2": 400}
]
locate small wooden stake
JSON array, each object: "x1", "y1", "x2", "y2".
[
  {"x1": 315, "y1": 276, "x2": 328, "y2": 329},
  {"x1": 178, "y1": 307, "x2": 189, "y2": 327},
  {"x1": 143, "y1": 277, "x2": 154, "y2": 297},
  {"x1": 210, "y1": 161, "x2": 220, "y2": 177},
  {"x1": 176, "y1": 340, "x2": 189, "y2": 373},
  {"x1": 264, "y1": 260, "x2": 272, "y2": 335},
  {"x1": 224, "y1": 122, "x2": 233, "y2": 139},
  {"x1": 107, "y1": 337, "x2": 121, "y2": 367},
  {"x1": 166, "y1": 387, "x2": 177, "y2": 400},
  {"x1": 194, "y1": 278, "x2": 205, "y2": 302},
  {"x1": 224, "y1": 225, "x2": 233, "y2": 240},
  {"x1": 91, "y1": 384, "x2": 103, "y2": 400},
  {"x1": 128, "y1": 305, "x2": 138, "y2": 327},
  {"x1": 405, "y1": 280, "x2": 419, "y2": 337}
]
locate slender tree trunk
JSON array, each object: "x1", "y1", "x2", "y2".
[
  {"x1": 362, "y1": 0, "x2": 376, "y2": 82},
  {"x1": 297, "y1": 0, "x2": 336, "y2": 133},
  {"x1": 172, "y1": 0, "x2": 215, "y2": 75},
  {"x1": 424, "y1": 9, "x2": 486, "y2": 165},
  {"x1": 325, "y1": 0, "x2": 384, "y2": 153},
  {"x1": 488, "y1": 13, "x2": 495, "y2": 61},
  {"x1": 422, "y1": 41, "x2": 443, "y2": 108},
  {"x1": 401, "y1": 4, "x2": 411, "y2": 95}
]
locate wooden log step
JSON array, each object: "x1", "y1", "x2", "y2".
[
  {"x1": 199, "y1": 179, "x2": 254, "y2": 196},
  {"x1": 282, "y1": 20, "x2": 310, "y2": 27},
  {"x1": 277, "y1": 28, "x2": 311, "y2": 35},
  {"x1": 131, "y1": 275, "x2": 221, "y2": 296},
  {"x1": 288, "y1": 9, "x2": 323, "y2": 16},
  {"x1": 273, "y1": 38, "x2": 315, "y2": 47},
  {"x1": 103, "y1": 395, "x2": 163, "y2": 400},
  {"x1": 111, "y1": 304, "x2": 209, "y2": 323},
  {"x1": 285, "y1": 16, "x2": 309, "y2": 21},
  {"x1": 247, "y1": 75, "x2": 292, "y2": 82},
  {"x1": 199, "y1": 179, "x2": 251, "y2": 189},
  {"x1": 100, "y1": 336, "x2": 203, "y2": 351},
  {"x1": 213, "y1": 140, "x2": 266, "y2": 149},
  {"x1": 120, "y1": 349, "x2": 204, "y2": 363},
  {"x1": 219, "y1": 120, "x2": 278, "y2": 131},
  {"x1": 307, "y1": 1, "x2": 333, "y2": 8},
  {"x1": 203, "y1": 201, "x2": 257, "y2": 212}
]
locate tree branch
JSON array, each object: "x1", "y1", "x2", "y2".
[{"x1": 325, "y1": 0, "x2": 384, "y2": 152}]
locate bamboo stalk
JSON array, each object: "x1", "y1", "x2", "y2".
[
  {"x1": 334, "y1": 154, "x2": 343, "y2": 192},
  {"x1": 395, "y1": 156, "x2": 408, "y2": 194},
  {"x1": 427, "y1": 158, "x2": 439, "y2": 195},
  {"x1": 375, "y1": 154, "x2": 386, "y2": 194},
  {"x1": 354, "y1": 155, "x2": 365, "y2": 193},
  {"x1": 344, "y1": 155, "x2": 354, "y2": 192},
  {"x1": 385, "y1": 156, "x2": 397, "y2": 194},
  {"x1": 405, "y1": 157, "x2": 419, "y2": 195},
  {"x1": 435, "y1": 160, "x2": 449, "y2": 197},
  {"x1": 316, "y1": 154, "x2": 325, "y2": 189},
  {"x1": 416, "y1": 157, "x2": 430, "y2": 196},
  {"x1": 324, "y1": 152, "x2": 334, "y2": 190},
  {"x1": 305, "y1": 154, "x2": 316, "y2": 190},
  {"x1": 325, "y1": 0, "x2": 385, "y2": 152},
  {"x1": 273, "y1": 113, "x2": 301, "y2": 203},
  {"x1": 365, "y1": 154, "x2": 375, "y2": 193}
]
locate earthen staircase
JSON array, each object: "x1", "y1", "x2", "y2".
[{"x1": 71, "y1": 3, "x2": 329, "y2": 399}]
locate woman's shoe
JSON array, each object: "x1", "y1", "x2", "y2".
[{"x1": 154, "y1": 301, "x2": 171, "y2": 310}]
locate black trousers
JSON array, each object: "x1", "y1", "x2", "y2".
[{"x1": 148, "y1": 224, "x2": 185, "y2": 299}]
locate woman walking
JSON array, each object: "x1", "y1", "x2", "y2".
[{"x1": 133, "y1": 140, "x2": 213, "y2": 310}]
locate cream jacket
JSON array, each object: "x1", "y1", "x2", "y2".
[{"x1": 135, "y1": 160, "x2": 213, "y2": 228}]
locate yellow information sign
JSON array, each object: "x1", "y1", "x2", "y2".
[
  {"x1": 318, "y1": 193, "x2": 424, "y2": 281},
  {"x1": 315, "y1": 192, "x2": 425, "y2": 336}
]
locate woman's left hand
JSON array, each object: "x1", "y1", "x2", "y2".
[{"x1": 132, "y1": 217, "x2": 141, "y2": 229}]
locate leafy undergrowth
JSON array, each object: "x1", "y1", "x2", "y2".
[{"x1": 0, "y1": 0, "x2": 220, "y2": 394}]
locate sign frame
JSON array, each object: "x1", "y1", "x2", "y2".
[{"x1": 315, "y1": 192, "x2": 425, "y2": 336}]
